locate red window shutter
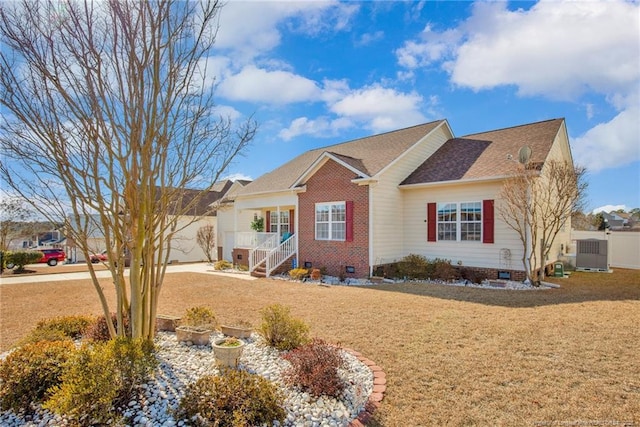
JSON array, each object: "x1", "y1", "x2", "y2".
[
  {"x1": 345, "y1": 201, "x2": 354, "y2": 242},
  {"x1": 482, "y1": 199, "x2": 494, "y2": 244},
  {"x1": 427, "y1": 203, "x2": 437, "y2": 242},
  {"x1": 289, "y1": 209, "x2": 295, "y2": 234},
  {"x1": 265, "y1": 210, "x2": 270, "y2": 232}
]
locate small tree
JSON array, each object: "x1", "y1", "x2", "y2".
[
  {"x1": 499, "y1": 159, "x2": 587, "y2": 284},
  {"x1": 196, "y1": 224, "x2": 216, "y2": 263}
]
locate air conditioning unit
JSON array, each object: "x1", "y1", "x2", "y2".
[{"x1": 575, "y1": 239, "x2": 608, "y2": 271}]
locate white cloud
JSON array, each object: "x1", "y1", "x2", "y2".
[
  {"x1": 278, "y1": 116, "x2": 352, "y2": 141},
  {"x1": 330, "y1": 85, "x2": 426, "y2": 132},
  {"x1": 356, "y1": 30, "x2": 384, "y2": 47},
  {"x1": 396, "y1": 0, "x2": 640, "y2": 173},
  {"x1": 592, "y1": 205, "x2": 628, "y2": 215},
  {"x1": 214, "y1": 1, "x2": 356, "y2": 62},
  {"x1": 222, "y1": 172, "x2": 253, "y2": 182},
  {"x1": 447, "y1": 1, "x2": 640, "y2": 100},
  {"x1": 396, "y1": 24, "x2": 460, "y2": 69},
  {"x1": 572, "y1": 107, "x2": 640, "y2": 172},
  {"x1": 218, "y1": 65, "x2": 322, "y2": 104}
]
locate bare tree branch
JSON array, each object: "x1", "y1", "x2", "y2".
[{"x1": 0, "y1": 0, "x2": 256, "y2": 339}]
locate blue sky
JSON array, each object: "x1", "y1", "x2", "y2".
[{"x1": 207, "y1": 0, "x2": 639, "y2": 214}]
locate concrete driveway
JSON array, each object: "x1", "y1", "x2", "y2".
[{"x1": 0, "y1": 262, "x2": 257, "y2": 285}]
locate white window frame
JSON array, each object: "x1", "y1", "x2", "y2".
[
  {"x1": 315, "y1": 201, "x2": 346, "y2": 241},
  {"x1": 437, "y1": 201, "x2": 482, "y2": 242}
]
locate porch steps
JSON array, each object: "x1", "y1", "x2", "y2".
[{"x1": 251, "y1": 263, "x2": 267, "y2": 278}]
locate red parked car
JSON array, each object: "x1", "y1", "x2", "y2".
[{"x1": 37, "y1": 248, "x2": 66, "y2": 266}]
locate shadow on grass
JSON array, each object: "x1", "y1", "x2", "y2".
[{"x1": 356, "y1": 268, "x2": 640, "y2": 308}]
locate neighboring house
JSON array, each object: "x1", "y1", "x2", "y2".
[
  {"x1": 228, "y1": 118, "x2": 574, "y2": 281},
  {"x1": 599, "y1": 211, "x2": 630, "y2": 230},
  {"x1": 64, "y1": 181, "x2": 243, "y2": 264}
]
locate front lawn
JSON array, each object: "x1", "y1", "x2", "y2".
[{"x1": 1, "y1": 268, "x2": 638, "y2": 425}]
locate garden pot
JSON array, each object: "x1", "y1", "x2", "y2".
[
  {"x1": 212, "y1": 338, "x2": 245, "y2": 368},
  {"x1": 175, "y1": 326, "x2": 212, "y2": 346},
  {"x1": 156, "y1": 315, "x2": 181, "y2": 332},
  {"x1": 220, "y1": 324, "x2": 252, "y2": 339}
]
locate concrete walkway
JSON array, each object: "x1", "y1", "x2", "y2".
[{"x1": 0, "y1": 262, "x2": 258, "y2": 285}]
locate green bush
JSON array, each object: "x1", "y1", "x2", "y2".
[
  {"x1": 84, "y1": 312, "x2": 130, "y2": 341},
  {"x1": 5, "y1": 250, "x2": 42, "y2": 272},
  {"x1": 396, "y1": 255, "x2": 460, "y2": 281},
  {"x1": 177, "y1": 369, "x2": 285, "y2": 427},
  {"x1": 214, "y1": 259, "x2": 233, "y2": 270},
  {"x1": 0, "y1": 340, "x2": 76, "y2": 413},
  {"x1": 19, "y1": 315, "x2": 95, "y2": 346},
  {"x1": 44, "y1": 338, "x2": 156, "y2": 424},
  {"x1": 288, "y1": 268, "x2": 309, "y2": 280},
  {"x1": 258, "y1": 304, "x2": 309, "y2": 351},
  {"x1": 397, "y1": 253, "x2": 433, "y2": 279},
  {"x1": 283, "y1": 339, "x2": 345, "y2": 398},
  {"x1": 181, "y1": 306, "x2": 217, "y2": 330}
]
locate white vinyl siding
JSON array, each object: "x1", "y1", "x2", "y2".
[
  {"x1": 402, "y1": 181, "x2": 523, "y2": 270},
  {"x1": 370, "y1": 125, "x2": 452, "y2": 266}
]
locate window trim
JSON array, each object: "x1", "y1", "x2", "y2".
[
  {"x1": 315, "y1": 201, "x2": 346, "y2": 241},
  {"x1": 436, "y1": 201, "x2": 483, "y2": 242}
]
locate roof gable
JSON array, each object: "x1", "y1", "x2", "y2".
[
  {"x1": 401, "y1": 118, "x2": 565, "y2": 185},
  {"x1": 239, "y1": 120, "x2": 445, "y2": 195}
]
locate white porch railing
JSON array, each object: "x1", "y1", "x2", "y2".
[
  {"x1": 248, "y1": 233, "x2": 296, "y2": 277},
  {"x1": 265, "y1": 235, "x2": 296, "y2": 277},
  {"x1": 249, "y1": 233, "x2": 279, "y2": 272},
  {"x1": 236, "y1": 232, "x2": 278, "y2": 249}
]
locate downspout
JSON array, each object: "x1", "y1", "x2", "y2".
[{"x1": 368, "y1": 184, "x2": 374, "y2": 277}]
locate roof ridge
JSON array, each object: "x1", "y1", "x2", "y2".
[
  {"x1": 460, "y1": 118, "x2": 564, "y2": 138},
  {"x1": 304, "y1": 119, "x2": 445, "y2": 153}
]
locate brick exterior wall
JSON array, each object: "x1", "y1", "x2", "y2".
[
  {"x1": 231, "y1": 248, "x2": 249, "y2": 268},
  {"x1": 298, "y1": 159, "x2": 369, "y2": 278}
]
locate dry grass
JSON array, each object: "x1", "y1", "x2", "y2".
[{"x1": 1, "y1": 267, "x2": 639, "y2": 426}]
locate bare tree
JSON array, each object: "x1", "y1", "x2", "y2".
[
  {"x1": 498, "y1": 160, "x2": 587, "y2": 284},
  {"x1": 0, "y1": 0, "x2": 256, "y2": 339},
  {"x1": 0, "y1": 197, "x2": 33, "y2": 250},
  {"x1": 196, "y1": 224, "x2": 216, "y2": 263}
]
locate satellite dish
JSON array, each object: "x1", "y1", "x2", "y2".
[{"x1": 518, "y1": 145, "x2": 532, "y2": 165}]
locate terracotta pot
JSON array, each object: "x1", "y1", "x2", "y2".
[
  {"x1": 175, "y1": 326, "x2": 212, "y2": 346},
  {"x1": 220, "y1": 324, "x2": 252, "y2": 339},
  {"x1": 212, "y1": 338, "x2": 245, "y2": 368}
]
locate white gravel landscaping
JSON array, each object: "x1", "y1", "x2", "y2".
[{"x1": 0, "y1": 332, "x2": 374, "y2": 427}]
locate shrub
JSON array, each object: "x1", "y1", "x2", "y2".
[
  {"x1": 177, "y1": 369, "x2": 285, "y2": 427},
  {"x1": 288, "y1": 268, "x2": 309, "y2": 280},
  {"x1": 459, "y1": 267, "x2": 489, "y2": 284},
  {"x1": 432, "y1": 258, "x2": 460, "y2": 281},
  {"x1": 181, "y1": 306, "x2": 217, "y2": 330},
  {"x1": 397, "y1": 253, "x2": 432, "y2": 280},
  {"x1": 214, "y1": 259, "x2": 233, "y2": 270},
  {"x1": 44, "y1": 338, "x2": 156, "y2": 424},
  {"x1": 5, "y1": 250, "x2": 42, "y2": 273},
  {"x1": 19, "y1": 315, "x2": 96, "y2": 346},
  {"x1": 282, "y1": 339, "x2": 346, "y2": 398},
  {"x1": 258, "y1": 304, "x2": 309, "y2": 351},
  {"x1": 84, "y1": 312, "x2": 130, "y2": 341},
  {"x1": 0, "y1": 340, "x2": 76, "y2": 413}
]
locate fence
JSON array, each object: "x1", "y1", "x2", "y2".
[{"x1": 570, "y1": 230, "x2": 640, "y2": 270}]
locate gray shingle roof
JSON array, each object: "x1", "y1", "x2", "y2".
[
  {"x1": 239, "y1": 120, "x2": 446, "y2": 195},
  {"x1": 401, "y1": 118, "x2": 564, "y2": 185}
]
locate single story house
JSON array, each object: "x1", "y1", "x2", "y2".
[{"x1": 223, "y1": 118, "x2": 575, "y2": 280}]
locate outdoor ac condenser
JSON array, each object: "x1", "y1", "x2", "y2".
[{"x1": 575, "y1": 239, "x2": 608, "y2": 271}]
